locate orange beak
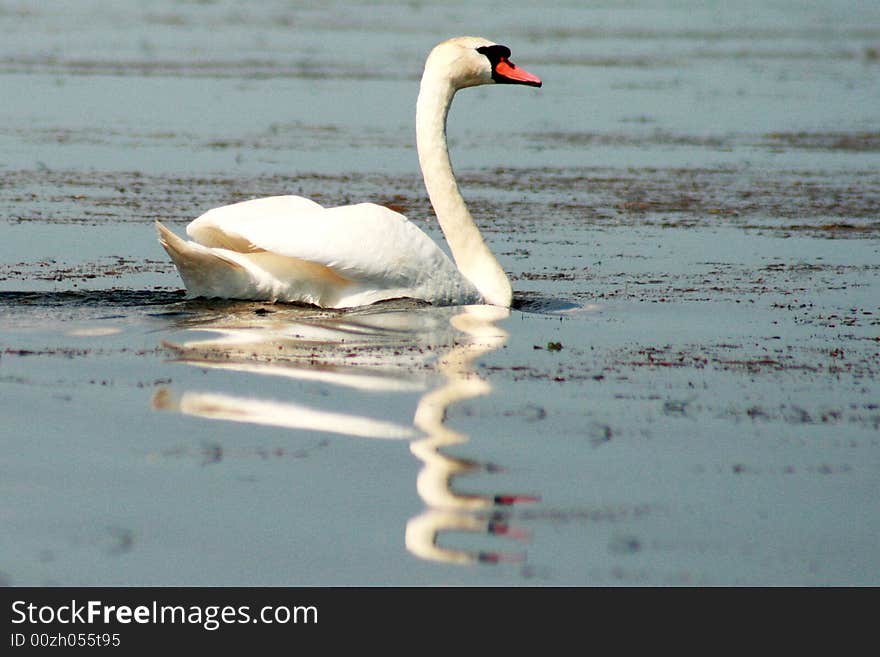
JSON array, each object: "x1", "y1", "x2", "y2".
[{"x1": 495, "y1": 58, "x2": 542, "y2": 87}]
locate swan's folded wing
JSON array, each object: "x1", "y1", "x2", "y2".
[
  {"x1": 187, "y1": 198, "x2": 455, "y2": 287},
  {"x1": 187, "y1": 195, "x2": 325, "y2": 252}
]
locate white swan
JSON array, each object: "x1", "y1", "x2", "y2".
[{"x1": 155, "y1": 36, "x2": 541, "y2": 308}]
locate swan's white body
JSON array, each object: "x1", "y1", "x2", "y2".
[
  {"x1": 156, "y1": 36, "x2": 541, "y2": 308},
  {"x1": 157, "y1": 196, "x2": 477, "y2": 308}
]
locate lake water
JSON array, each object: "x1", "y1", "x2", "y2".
[{"x1": 1, "y1": 0, "x2": 879, "y2": 585}]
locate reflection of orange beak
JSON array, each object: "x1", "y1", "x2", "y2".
[
  {"x1": 495, "y1": 493, "x2": 541, "y2": 505},
  {"x1": 495, "y1": 59, "x2": 543, "y2": 87}
]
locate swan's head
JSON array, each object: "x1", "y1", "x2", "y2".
[{"x1": 424, "y1": 36, "x2": 542, "y2": 91}]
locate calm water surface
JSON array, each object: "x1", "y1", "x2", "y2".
[{"x1": 1, "y1": 0, "x2": 879, "y2": 585}]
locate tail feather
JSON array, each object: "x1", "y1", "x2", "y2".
[
  {"x1": 156, "y1": 221, "x2": 189, "y2": 255},
  {"x1": 155, "y1": 221, "x2": 356, "y2": 305},
  {"x1": 156, "y1": 221, "x2": 248, "y2": 297}
]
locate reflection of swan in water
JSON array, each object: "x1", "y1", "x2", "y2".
[
  {"x1": 157, "y1": 301, "x2": 447, "y2": 394},
  {"x1": 153, "y1": 388, "x2": 415, "y2": 440},
  {"x1": 153, "y1": 300, "x2": 537, "y2": 564},
  {"x1": 406, "y1": 305, "x2": 538, "y2": 564},
  {"x1": 154, "y1": 302, "x2": 444, "y2": 438}
]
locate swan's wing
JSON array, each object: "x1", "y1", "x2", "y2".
[{"x1": 187, "y1": 196, "x2": 455, "y2": 287}]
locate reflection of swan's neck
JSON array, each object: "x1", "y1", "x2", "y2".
[
  {"x1": 410, "y1": 305, "x2": 513, "y2": 510},
  {"x1": 416, "y1": 73, "x2": 512, "y2": 307}
]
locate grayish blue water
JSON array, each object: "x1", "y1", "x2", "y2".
[{"x1": 1, "y1": 0, "x2": 879, "y2": 585}]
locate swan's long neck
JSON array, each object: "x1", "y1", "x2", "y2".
[{"x1": 415, "y1": 73, "x2": 512, "y2": 307}]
